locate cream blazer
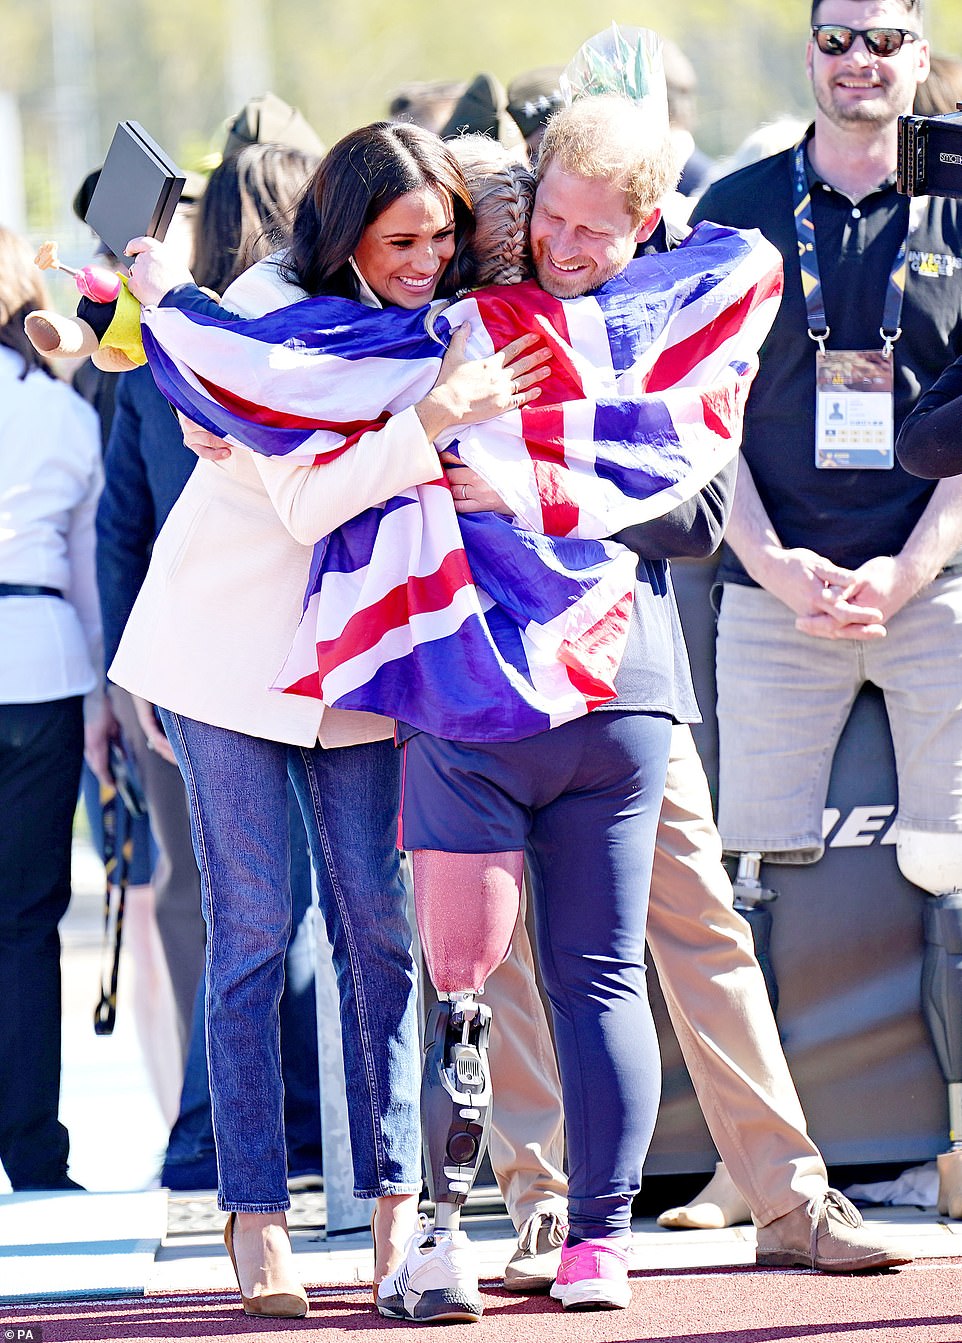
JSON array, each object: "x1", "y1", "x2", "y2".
[{"x1": 109, "y1": 259, "x2": 444, "y2": 747}]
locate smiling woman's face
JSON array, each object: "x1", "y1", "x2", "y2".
[{"x1": 352, "y1": 187, "x2": 457, "y2": 308}]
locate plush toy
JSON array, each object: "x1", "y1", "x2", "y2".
[{"x1": 26, "y1": 241, "x2": 146, "y2": 372}]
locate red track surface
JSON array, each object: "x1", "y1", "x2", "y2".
[{"x1": 4, "y1": 1260, "x2": 961, "y2": 1343}]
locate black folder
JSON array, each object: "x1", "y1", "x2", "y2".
[{"x1": 84, "y1": 121, "x2": 187, "y2": 261}]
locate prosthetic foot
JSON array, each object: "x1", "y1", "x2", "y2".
[
  {"x1": 657, "y1": 1161, "x2": 751, "y2": 1230},
  {"x1": 382, "y1": 991, "x2": 494, "y2": 1324}
]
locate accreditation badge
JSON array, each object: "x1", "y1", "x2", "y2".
[{"x1": 815, "y1": 350, "x2": 894, "y2": 469}]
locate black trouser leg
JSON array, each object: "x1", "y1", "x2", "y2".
[{"x1": 0, "y1": 697, "x2": 84, "y2": 1188}]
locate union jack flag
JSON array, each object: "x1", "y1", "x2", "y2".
[{"x1": 141, "y1": 221, "x2": 781, "y2": 741}]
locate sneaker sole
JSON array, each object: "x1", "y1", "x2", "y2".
[
  {"x1": 375, "y1": 1291, "x2": 407, "y2": 1319},
  {"x1": 409, "y1": 1288, "x2": 484, "y2": 1323},
  {"x1": 550, "y1": 1281, "x2": 631, "y2": 1310},
  {"x1": 756, "y1": 1249, "x2": 913, "y2": 1273},
  {"x1": 502, "y1": 1268, "x2": 556, "y2": 1293},
  {"x1": 377, "y1": 1287, "x2": 483, "y2": 1323}
]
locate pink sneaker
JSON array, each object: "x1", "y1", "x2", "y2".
[{"x1": 548, "y1": 1236, "x2": 632, "y2": 1310}]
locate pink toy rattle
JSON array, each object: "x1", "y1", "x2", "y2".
[{"x1": 34, "y1": 241, "x2": 122, "y2": 303}]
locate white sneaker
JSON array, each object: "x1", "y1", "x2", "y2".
[{"x1": 375, "y1": 1226, "x2": 483, "y2": 1323}]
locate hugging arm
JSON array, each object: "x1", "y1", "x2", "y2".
[
  {"x1": 896, "y1": 355, "x2": 962, "y2": 480},
  {"x1": 452, "y1": 457, "x2": 739, "y2": 561},
  {"x1": 613, "y1": 458, "x2": 737, "y2": 561}
]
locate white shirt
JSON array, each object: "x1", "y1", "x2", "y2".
[{"x1": 0, "y1": 346, "x2": 104, "y2": 704}]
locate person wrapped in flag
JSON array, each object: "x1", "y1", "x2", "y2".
[
  {"x1": 116, "y1": 82, "x2": 783, "y2": 1319},
  {"x1": 138, "y1": 204, "x2": 779, "y2": 745}
]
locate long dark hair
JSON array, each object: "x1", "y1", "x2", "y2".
[
  {"x1": 192, "y1": 142, "x2": 321, "y2": 294},
  {"x1": 283, "y1": 121, "x2": 475, "y2": 299},
  {"x1": 0, "y1": 227, "x2": 54, "y2": 379}
]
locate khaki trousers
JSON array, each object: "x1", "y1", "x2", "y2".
[{"x1": 485, "y1": 723, "x2": 828, "y2": 1229}]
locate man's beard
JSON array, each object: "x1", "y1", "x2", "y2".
[
  {"x1": 813, "y1": 78, "x2": 905, "y2": 127},
  {"x1": 533, "y1": 248, "x2": 626, "y2": 299}
]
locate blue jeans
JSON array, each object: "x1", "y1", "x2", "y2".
[
  {"x1": 159, "y1": 710, "x2": 422, "y2": 1213},
  {"x1": 161, "y1": 781, "x2": 323, "y2": 1188}
]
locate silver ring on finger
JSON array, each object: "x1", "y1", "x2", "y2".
[{"x1": 460, "y1": 483, "x2": 469, "y2": 501}]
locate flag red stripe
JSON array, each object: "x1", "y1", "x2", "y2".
[
  {"x1": 558, "y1": 590, "x2": 634, "y2": 707},
  {"x1": 532, "y1": 457, "x2": 580, "y2": 537},
  {"x1": 644, "y1": 274, "x2": 779, "y2": 394},
  {"x1": 312, "y1": 547, "x2": 476, "y2": 681},
  {"x1": 471, "y1": 282, "x2": 586, "y2": 405},
  {"x1": 194, "y1": 369, "x2": 391, "y2": 439}
]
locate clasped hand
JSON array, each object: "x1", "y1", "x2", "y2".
[{"x1": 765, "y1": 546, "x2": 906, "y2": 640}]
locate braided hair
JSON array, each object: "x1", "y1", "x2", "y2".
[{"x1": 447, "y1": 136, "x2": 536, "y2": 289}]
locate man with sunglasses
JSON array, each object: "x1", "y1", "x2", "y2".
[{"x1": 692, "y1": 0, "x2": 962, "y2": 1218}]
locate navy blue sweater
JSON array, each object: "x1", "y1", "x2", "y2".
[{"x1": 96, "y1": 364, "x2": 197, "y2": 667}]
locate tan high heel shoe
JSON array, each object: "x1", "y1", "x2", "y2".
[{"x1": 223, "y1": 1212, "x2": 309, "y2": 1318}]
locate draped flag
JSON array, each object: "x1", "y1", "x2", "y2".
[{"x1": 141, "y1": 221, "x2": 782, "y2": 741}]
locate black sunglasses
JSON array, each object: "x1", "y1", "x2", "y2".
[{"x1": 811, "y1": 24, "x2": 920, "y2": 57}]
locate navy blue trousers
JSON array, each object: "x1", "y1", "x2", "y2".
[{"x1": 402, "y1": 710, "x2": 671, "y2": 1238}]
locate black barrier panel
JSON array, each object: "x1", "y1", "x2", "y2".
[{"x1": 645, "y1": 557, "x2": 947, "y2": 1176}]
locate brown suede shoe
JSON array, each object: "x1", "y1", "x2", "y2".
[
  {"x1": 503, "y1": 1210, "x2": 568, "y2": 1292},
  {"x1": 756, "y1": 1189, "x2": 913, "y2": 1273}
]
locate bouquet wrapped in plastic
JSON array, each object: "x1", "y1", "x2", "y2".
[{"x1": 560, "y1": 23, "x2": 669, "y2": 131}]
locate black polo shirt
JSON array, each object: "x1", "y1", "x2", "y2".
[{"x1": 691, "y1": 131, "x2": 962, "y2": 584}]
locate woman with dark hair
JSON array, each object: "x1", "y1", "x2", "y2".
[
  {"x1": 283, "y1": 120, "x2": 476, "y2": 298},
  {"x1": 116, "y1": 121, "x2": 548, "y2": 1322},
  {"x1": 0, "y1": 226, "x2": 103, "y2": 1191},
  {"x1": 97, "y1": 140, "x2": 328, "y2": 1194}
]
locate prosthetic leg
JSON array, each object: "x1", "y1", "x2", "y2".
[
  {"x1": 413, "y1": 849, "x2": 525, "y2": 1234},
  {"x1": 375, "y1": 851, "x2": 525, "y2": 1323},
  {"x1": 421, "y1": 993, "x2": 493, "y2": 1224},
  {"x1": 731, "y1": 851, "x2": 780, "y2": 1013},
  {"x1": 897, "y1": 831, "x2": 962, "y2": 1218}
]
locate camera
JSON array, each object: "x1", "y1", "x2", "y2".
[{"x1": 897, "y1": 106, "x2": 962, "y2": 198}]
